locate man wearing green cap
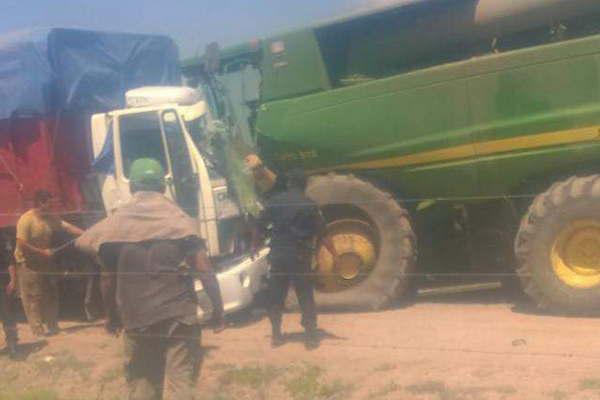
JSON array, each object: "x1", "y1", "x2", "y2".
[{"x1": 76, "y1": 158, "x2": 224, "y2": 400}]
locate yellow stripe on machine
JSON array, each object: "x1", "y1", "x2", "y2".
[{"x1": 316, "y1": 125, "x2": 600, "y2": 172}]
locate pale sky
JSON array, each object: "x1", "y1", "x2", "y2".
[{"x1": 2, "y1": 0, "x2": 408, "y2": 57}]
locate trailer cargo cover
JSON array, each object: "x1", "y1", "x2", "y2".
[{"x1": 0, "y1": 28, "x2": 180, "y2": 119}]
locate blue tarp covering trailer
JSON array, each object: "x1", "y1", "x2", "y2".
[{"x1": 0, "y1": 28, "x2": 181, "y2": 119}]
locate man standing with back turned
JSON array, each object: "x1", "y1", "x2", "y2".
[
  {"x1": 75, "y1": 158, "x2": 225, "y2": 400},
  {"x1": 254, "y1": 169, "x2": 338, "y2": 350}
]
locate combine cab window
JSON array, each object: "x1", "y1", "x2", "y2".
[{"x1": 316, "y1": 2, "x2": 600, "y2": 87}]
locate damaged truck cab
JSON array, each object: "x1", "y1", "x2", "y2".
[{"x1": 90, "y1": 86, "x2": 268, "y2": 317}]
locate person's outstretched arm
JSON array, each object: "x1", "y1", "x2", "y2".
[
  {"x1": 315, "y1": 208, "x2": 338, "y2": 259},
  {"x1": 245, "y1": 154, "x2": 278, "y2": 193},
  {"x1": 60, "y1": 220, "x2": 85, "y2": 236},
  {"x1": 187, "y1": 247, "x2": 225, "y2": 332}
]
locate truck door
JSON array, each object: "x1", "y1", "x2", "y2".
[{"x1": 160, "y1": 110, "x2": 199, "y2": 217}]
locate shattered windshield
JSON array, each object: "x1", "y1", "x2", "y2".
[
  {"x1": 208, "y1": 64, "x2": 262, "y2": 216},
  {"x1": 185, "y1": 92, "x2": 261, "y2": 217}
]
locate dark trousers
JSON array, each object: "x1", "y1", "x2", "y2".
[
  {"x1": 124, "y1": 320, "x2": 202, "y2": 400},
  {"x1": 268, "y1": 252, "x2": 317, "y2": 333},
  {"x1": 0, "y1": 283, "x2": 18, "y2": 346},
  {"x1": 83, "y1": 268, "x2": 101, "y2": 320}
]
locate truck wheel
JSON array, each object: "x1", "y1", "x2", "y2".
[
  {"x1": 515, "y1": 175, "x2": 600, "y2": 311},
  {"x1": 294, "y1": 174, "x2": 416, "y2": 311}
]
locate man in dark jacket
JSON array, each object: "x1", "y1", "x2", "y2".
[
  {"x1": 76, "y1": 158, "x2": 224, "y2": 400},
  {"x1": 254, "y1": 169, "x2": 338, "y2": 350},
  {"x1": 0, "y1": 231, "x2": 18, "y2": 359}
]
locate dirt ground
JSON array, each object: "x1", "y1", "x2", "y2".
[{"x1": 2, "y1": 290, "x2": 600, "y2": 400}]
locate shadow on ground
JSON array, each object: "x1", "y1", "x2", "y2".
[
  {"x1": 201, "y1": 345, "x2": 219, "y2": 358},
  {"x1": 415, "y1": 284, "x2": 600, "y2": 319},
  {"x1": 226, "y1": 305, "x2": 268, "y2": 329},
  {"x1": 61, "y1": 322, "x2": 104, "y2": 334},
  {"x1": 1, "y1": 340, "x2": 49, "y2": 361},
  {"x1": 510, "y1": 301, "x2": 600, "y2": 318},
  {"x1": 267, "y1": 328, "x2": 348, "y2": 350},
  {"x1": 417, "y1": 286, "x2": 518, "y2": 305}
]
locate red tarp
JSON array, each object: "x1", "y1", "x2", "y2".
[{"x1": 0, "y1": 116, "x2": 89, "y2": 227}]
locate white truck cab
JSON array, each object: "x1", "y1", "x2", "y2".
[{"x1": 90, "y1": 86, "x2": 268, "y2": 318}]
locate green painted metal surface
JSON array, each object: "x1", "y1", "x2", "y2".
[
  {"x1": 178, "y1": 1, "x2": 600, "y2": 289},
  {"x1": 255, "y1": 33, "x2": 600, "y2": 200},
  {"x1": 260, "y1": 30, "x2": 331, "y2": 102},
  {"x1": 181, "y1": 4, "x2": 600, "y2": 203}
]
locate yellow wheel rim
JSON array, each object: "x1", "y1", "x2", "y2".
[
  {"x1": 314, "y1": 220, "x2": 378, "y2": 293},
  {"x1": 551, "y1": 219, "x2": 600, "y2": 289}
]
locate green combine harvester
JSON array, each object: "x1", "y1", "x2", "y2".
[{"x1": 183, "y1": 0, "x2": 600, "y2": 311}]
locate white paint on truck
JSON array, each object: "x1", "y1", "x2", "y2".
[{"x1": 90, "y1": 86, "x2": 269, "y2": 318}]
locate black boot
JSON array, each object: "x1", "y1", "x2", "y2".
[
  {"x1": 46, "y1": 322, "x2": 60, "y2": 337},
  {"x1": 4, "y1": 325, "x2": 19, "y2": 360},
  {"x1": 304, "y1": 328, "x2": 320, "y2": 351},
  {"x1": 271, "y1": 325, "x2": 285, "y2": 348},
  {"x1": 6, "y1": 340, "x2": 18, "y2": 360}
]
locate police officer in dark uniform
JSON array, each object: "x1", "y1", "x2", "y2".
[
  {"x1": 254, "y1": 169, "x2": 338, "y2": 349},
  {"x1": 0, "y1": 230, "x2": 18, "y2": 359}
]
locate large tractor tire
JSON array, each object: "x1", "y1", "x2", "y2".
[
  {"x1": 515, "y1": 175, "x2": 600, "y2": 311},
  {"x1": 292, "y1": 174, "x2": 416, "y2": 311}
]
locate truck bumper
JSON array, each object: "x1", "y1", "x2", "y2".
[{"x1": 194, "y1": 248, "x2": 269, "y2": 322}]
